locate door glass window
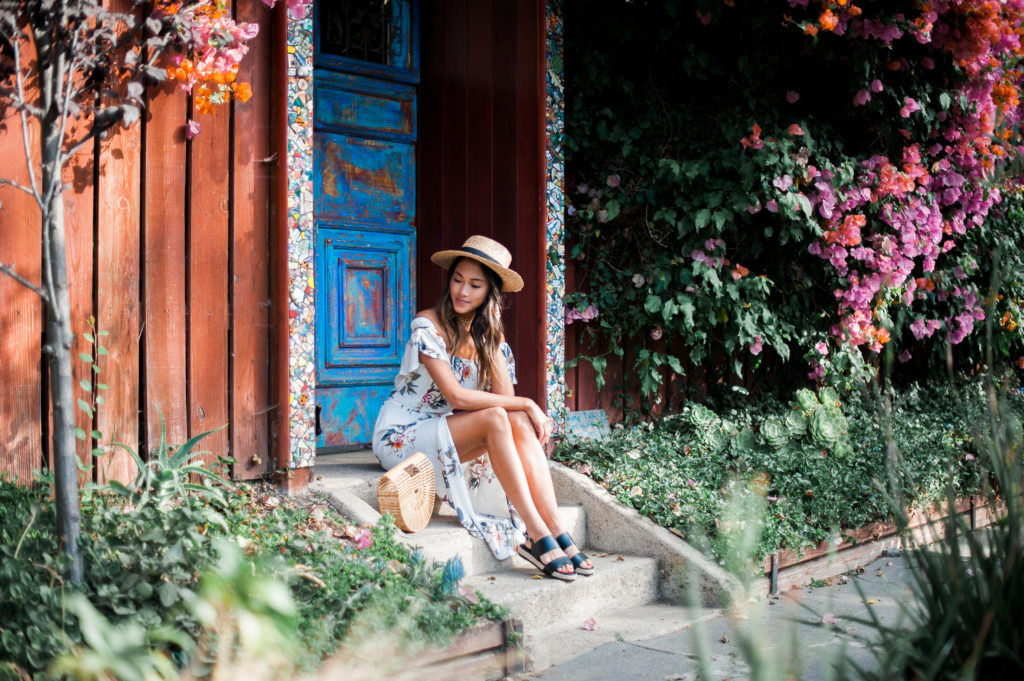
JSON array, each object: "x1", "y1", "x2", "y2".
[{"x1": 320, "y1": 0, "x2": 399, "y2": 66}]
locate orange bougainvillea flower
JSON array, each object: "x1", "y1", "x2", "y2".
[
  {"x1": 805, "y1": 23, "x2": 819, "y2": 36},
  {"x1": 820, "y1": 9, "x2": 838, "y2": 31},
  {"x1": 731, "y1": 264, "x2": 750, "y2": 279},
  {"x1": 875, "y1": 327, "x2": 891, "y2": 344}
]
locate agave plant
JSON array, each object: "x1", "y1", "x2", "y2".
[{"x1": 103, "y1": 412, "x2": 231, "y2": 510}]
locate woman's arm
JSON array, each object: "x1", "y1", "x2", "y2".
[{"x1": 420, "y1": 354, "x2": 529, "y2": 412}]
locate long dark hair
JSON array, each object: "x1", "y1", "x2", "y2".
[{"x1": 436, "y1": 257, "x2": 506, "y2": 390}]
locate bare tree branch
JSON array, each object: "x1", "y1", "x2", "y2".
[
  {"x1": 0, "y1": 262, "x2": 48, "y2": 302},
  {"x1": 0, "y1": 177, "x2": 36, "y2": 194},
  {"x1": 11, "y1": 28, "x2": 44, "y2": 210}
]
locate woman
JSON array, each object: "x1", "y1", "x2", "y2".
[{"x1": 372, "y1": 235, "x2": 593, "y2": 581}]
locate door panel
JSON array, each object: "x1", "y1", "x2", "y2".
[{"x1": 314, "y1": 0, "x2": 418, "y2": 448}]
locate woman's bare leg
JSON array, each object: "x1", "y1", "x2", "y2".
[
  {"x1": 446, "y1": 407, "x2": 572, "y2": 575},
  {"x1": 507, "y1": 411, "x2": 593, "y2": 570}
]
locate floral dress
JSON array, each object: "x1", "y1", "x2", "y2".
[{"x1": 371, "y1": 317, "x2": 526, "y2": 559}]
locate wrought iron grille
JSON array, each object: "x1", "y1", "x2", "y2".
[{"x1": 320, "y1": 0, "x2": 399, "y2": 66}]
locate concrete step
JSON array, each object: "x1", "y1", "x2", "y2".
[
  {"x1": 524, "y1": 602, "x2": 720, "y2": 672},
  {"x1": 403, "y1": 505, "x2": 586, "y2": 577},
  {"x1": 311, "y1": 450, "x2": 588, "y2": 577},
  {"x1": 464, "y1": 551, "x2": 659, "y2": 634}
]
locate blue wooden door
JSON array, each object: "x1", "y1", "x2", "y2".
[{"x1": 314, "y1": 0, "x2": 418, "y2": 448}]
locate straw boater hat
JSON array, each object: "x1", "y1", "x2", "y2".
[{"x1": 430, "y1": 235, "x2": 524, "y2": 292}]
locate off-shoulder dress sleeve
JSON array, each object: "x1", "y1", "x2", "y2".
[
  {"x1": 499, "y1": 342, "x2": 517, "y2": 385},
  {"x1": 398, "y1": 317, "x2": 449, "y2": 375}
]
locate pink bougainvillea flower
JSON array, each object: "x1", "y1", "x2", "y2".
[
  {"x1": 773, "y1": 174, "x2": 794, "y2": 191},
  {"x1": 921, "y1": 56, "x2": 934, "y2": 70},
  {"x1": 822, "y1": 612, "x2": 837, "y2": 625},
  {"x1": 354, "y1": 528, "x2": 373, "y2": 550},
  {"x1": 650, "y1": 326, "x2": 663, "y2": 341},
  {"x1": 900, "y1": 97, "x2": 921, "y2": 117},
  {"x1": 898, "y1": 350, "x2": 912, "y2": 363},
  {"x1": 965, "y1": 453, "x2": 976, "y2": 461},
  {"x1": 870, "y1": 79, "x2": 884, "y2": 93},
  {"x1": 696, "y1": 9, "x2": 711, "y2": 25},
  {"x1": 786, "y1": 90, "x2": 800, "y2": 103},
  {"x1": 740, "y1": 124, "x2": 764, "y2": 150},
  {"x1": 186, "y1": 119, "x2": 201, "y2": 140},
  {"x1": 750, "y1": 335, "x2": 763, "y2": 356},
  {"x1": 747, "y1": 201, "x2": 762, "y2": 214},
  {"x1": 632, "y1": 273, "x2": 646, "y2": 287},
  {"x1": 814, "y1": 341, "x2": 829, "y2": 356},
  {"x1": 787, "y1": 123, "x2": 805, "y2": 136},
  {"x1": 853, "y1": 88, "x2": 871, "y2": 106},
  {"x1": 731, "y1": 264, "x2": 749, "y2": 279},
  {"x1": 606, "y1": 173, "x2": 621, "y2": 188},
  {"x1": 766, "y1": 200, "x2": 779, "y2": 213},
  {"x1": 582, "y1": 618, "x2": 598, "y2": 631}
]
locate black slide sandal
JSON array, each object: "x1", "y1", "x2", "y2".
[
  {"x1": 517, "y1": 535, "x2": 576, "y2": 582},
  {"x1": 555, "y1": 532, "x2": 594, "y2": 576}
]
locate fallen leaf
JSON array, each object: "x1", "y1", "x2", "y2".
[
  {"x1": 822, "y1": 612, "x2": 837, "y2": 625},
  {"x1": 617, "y1": 555, "x2": 625, "y2": 562},
  {"x1": 532, "y1": 574, "x2": 544, "y2": 580},
  {"x1": 867, "y1": 599, "x2": 879, "y2": 605},
  {"x1": 719, "y1": 634, "x2": 729, "y2": 643},
  {"x1": 876, "y1": 569, "x2": 884, "y2": 577},
  {"x1": 582, "y1": 618, "x2": 598, "y2": 631}
]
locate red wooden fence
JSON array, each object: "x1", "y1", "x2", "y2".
[{"x1": 0, "y1": 0, "x2": 277, "y2": 483}]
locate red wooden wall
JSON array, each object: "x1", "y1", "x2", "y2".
[
  {"x1": 417, "y1": 0, "x2": 548, "y2": 407},
  {"x1": 0, "y1": 0, "x2": 279, "y2": 482}
]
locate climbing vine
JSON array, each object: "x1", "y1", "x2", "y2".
[{"x1": 565, "y1": 0, "x2": 1024, "y2": 397}]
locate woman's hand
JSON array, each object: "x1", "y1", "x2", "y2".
[{"x1": 526, "y1": 400, "x2": 553, "y2": 445}]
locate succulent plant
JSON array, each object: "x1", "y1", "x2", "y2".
[
  {"x1": 785, "y1": 409, "x2": 808, "y2": 438},
  {"x1": 794, "y1": 388, "x2": 820, "y2": 414},
  {"x1": 731, "y1": 427, "x2": 758, "y2": 454},
  {"x1": 761, "y1": 417, "x2": 789, "y2": 448},
  {"x1": 688, "y1": 403, "x2": 719, "y2": 430}
]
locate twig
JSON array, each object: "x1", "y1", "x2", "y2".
[
  {"x1": 0, "y1": 263, "x2": 48, "y2": 301},
  {"x1": 0, "y1": 177, "x2": 36, "y2": 195},
  {"x1": 13, "y1": 506, "x2": 38, "y2": 559},
  {"x1": 12, "y1": 29, "x2": 44, "y2": 211}
]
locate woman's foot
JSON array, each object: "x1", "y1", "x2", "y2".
[
  {"x1": 518, "y1": 535, "x2": 575, "y2": 581},
  {"x1": 554, "y1": 532, "x2": 595, "y2": 576}
]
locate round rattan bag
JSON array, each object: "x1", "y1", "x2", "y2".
[{"x1": 376, "y1": 452, "x2": 435, "y2": 532}]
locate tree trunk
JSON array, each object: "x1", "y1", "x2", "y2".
[
  {"x1": 45, "y1": 194, "x2": 83, "y2": 584},
  {"x1": 37, "y1": 21, "x2": 83, "y2": 580}
]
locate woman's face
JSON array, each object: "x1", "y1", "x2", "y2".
[{"x1": 449, "y1": 259, "x2": 490, "y2": 315}]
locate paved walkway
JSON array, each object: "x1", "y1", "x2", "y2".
[{"x1": 527, "y1": 555, "x2": 915, "y2": 681}]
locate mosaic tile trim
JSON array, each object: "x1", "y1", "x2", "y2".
[
  {"x1": 545, "y1": 0, "x2": 567, "y2": 431},
  {"x1": 286, "y1": 7, "x2": 316, "y2": 469}
]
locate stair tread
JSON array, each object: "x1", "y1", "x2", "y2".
[
  {"x1": 523, "y1": 602, "x2": 720, "y2": 671},
  {"x1": 465, "y1": 552, "x2": 655, "y2": 594}
]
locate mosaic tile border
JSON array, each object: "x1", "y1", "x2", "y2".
[
  {"x1": 286, "y1": 6, "x2": 316, "y2": 468},
  {"x1": 545, "y1": 0, "x2": 567, "y2": 431}
]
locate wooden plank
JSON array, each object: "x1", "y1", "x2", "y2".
[
  {"x1": 231, "y1": 0, "x2": 272, "y2": 478},
  {"x1": 0, "y1": 104, "x2": 44, "y2": 482},
  {"x1": 514, "y1": 0, "x2": 544, "y2": 405},
  {"x1": 61, "y1": 121, "x2": 96, "y2": 481},
  {"x1": 142, "y1": 80, "x2": 189, "y2": 453},
  {"x1": 416, "y1": 0, "x2": 447, "y2": 303},
  {"x1": 94, "y1": 16, "x2": 142, "y2": 483},
  {"x1": 466, "y1": 0, "x2": 493, "y2": 248},
  {"x1": 442, "y1": 0, "x2": 469, "y2": 250},
  {"x1": 189, "y1": 62, "x2": 232, "y2": 465}
]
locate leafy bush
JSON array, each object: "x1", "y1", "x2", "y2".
[
  {"x1": 553, "y1": 377, "x2": 1023, "y2": 566},
  {"x1": 563, "y1": 0, "x2": 1024, "y2": 397},
  {"x1": 0, "y1": 475, "x2": 503, "y2": 678}
]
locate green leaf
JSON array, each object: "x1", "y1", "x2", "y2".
[
  {"x1": 84, "y1": 333, "x2": 95, "y2": 344},
  {"x1": 694, "y1": 208, "x2": 712, "y2": 230},
  {"x1": 97, "y1": 346, "x2": 108, "y2": 356},
  {"x1": 77, "y1": 399, "x2": 93, "y2": 418},
  {"x1": 75, "y1": 428, "x2": 87, "y2": 441},
  {"x1": 644, "y1": 294, "x2": 662, "y2": 314},
  {"x1": 666, "y1": 355, "x2": 685, "y2": 375},
  {"x1": 78, "y1": 352, "x2": 92, "y2": 362},
  {"x1": 604, "y1": 200, "x2": 621, "y2": 222},
  {"x1": 939, "y1": 92, "x2": 951, "y2": 110},
  {"x1": 91, "y1": 430, "x2": 102, "y2": 440},
  {"x1": 80, "y1": 379, "x2": 92, "y2": 392}
]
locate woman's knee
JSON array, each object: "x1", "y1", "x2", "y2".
[
  {"x1": 507, "y1": 410, "x2": 535, "y2": 438},
  {"x1": 480, "y1": 406, "x2": 512, "y2": 434}
]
